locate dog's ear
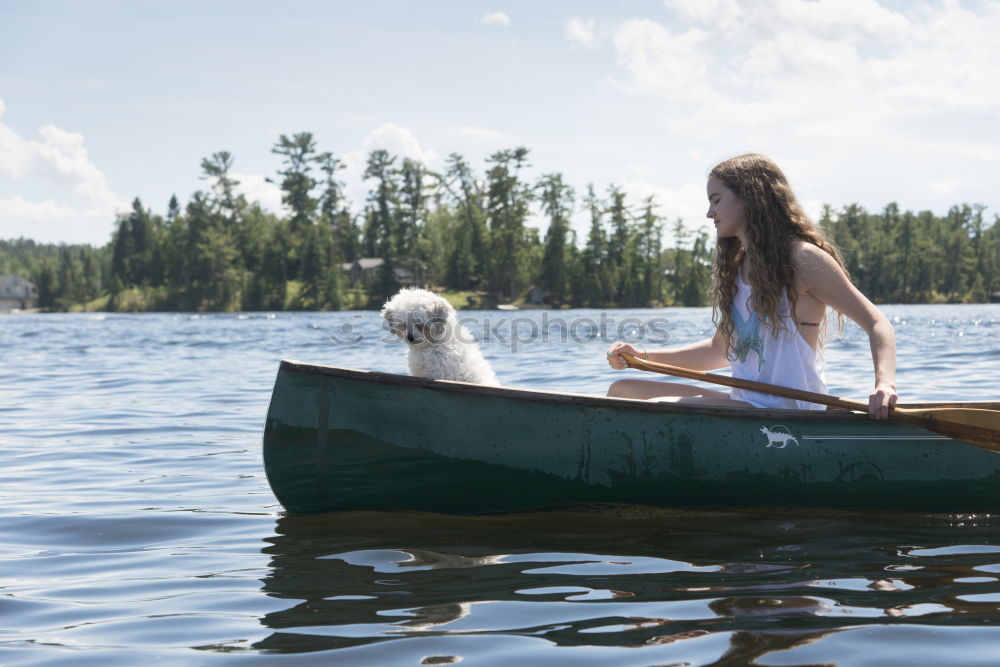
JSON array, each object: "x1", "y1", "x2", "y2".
[
  {"x1": 379, "y1": 297, "x2": 391, "y2": 318},
  {"x1": 431, "y1": 299, "x2": 454, "y2": 321},
  {"x1": 380, "y1": 303, "x2": 400, "y2": 334},
  {"x1": 381, "y1": 289, "x2": 408, "y2": 318}
]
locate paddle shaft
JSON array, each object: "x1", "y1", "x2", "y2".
[
  {"x1": 621, "y1": 353, "x2": 868, "y2": 412},
  {"x1": 620, "y1": 354, "x2": 1000, "y2": 451}
]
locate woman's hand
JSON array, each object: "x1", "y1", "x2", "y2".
[
  {"x1": 869, "y1": 383, "x2": 898, "y2": 421},
  {"x1": 606, "y1": 342, "x2": 640, "y2": 370}
]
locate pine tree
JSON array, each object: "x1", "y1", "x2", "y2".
[
  {"x1": 398, "y1": 157, "x2": 428, "y2": 262},
  {"x1": 579, "y1": 184, "x2": 609, "y2": 306},
  {"x1": 363, "y1": 149, "x2": 399, "y2": 259},
  {"x1": 442, "y1": 153, "x2": 488, "y2": 290},
  {"x1": 605, "y1": 185, "x2": 630, "y2": 301},
  {"x1": 635, "y1": 198, "x2": 663, "y2": 306},
  {"x1": 538, "y1": 173, "x2": 574, "y2": 306},
  {"x1": 484, "y1": 147, "x2": 533, "y2": 299},
  {"x1": 273, "y1": 133, "x2": 319, "y2": 280},
  {"x1": 318, "y1": 152, "x2": 359, "y2": 263},
  {"x1": 272, "y1": 133, "x2": 319, "y2": 233}
]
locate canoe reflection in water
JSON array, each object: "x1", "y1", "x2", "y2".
[
  {"x1": 252, "y1": 508, "x2": 1000, "y2": 662},
  {"x1": 702, "y1": 597, "x2": 837, "y2": 664}
]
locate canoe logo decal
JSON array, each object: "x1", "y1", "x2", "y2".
[{"x1": 759, "y1": 425, "x2": 800, "y2": 449}]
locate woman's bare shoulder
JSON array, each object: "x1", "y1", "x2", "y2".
[
  {"x1": 791, "y1": 240, "x2": 838, "y2": 270},
  {"x1": 790, "y1": 241, "x2": 847, "y2": 293}
]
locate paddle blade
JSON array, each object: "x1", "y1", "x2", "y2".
[{"x1": 895, "y1": 407, "x2": 1000, "y2": 453}]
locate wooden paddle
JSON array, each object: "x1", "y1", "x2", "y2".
[{"x1": 621, "y1": 353, "x2": 1000, "y2": 452}]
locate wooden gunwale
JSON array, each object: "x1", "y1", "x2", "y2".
[{"x1": 278, "y1": 359, "x2": 1000, "y2": 417}]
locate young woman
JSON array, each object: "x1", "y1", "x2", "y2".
[{"x1": 605, "y1": 153, "x2": 898, "y2": 420}]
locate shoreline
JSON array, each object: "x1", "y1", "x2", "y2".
[{"x1": 6, "y1": 302, "x2": 999, "y2": 316}]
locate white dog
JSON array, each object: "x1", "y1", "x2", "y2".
[{"x1": 381, "y1": 288, "x2": 499, "y2": 385}]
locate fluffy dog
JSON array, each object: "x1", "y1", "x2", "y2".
[{"x1": 381, "y1": 288, "x2": 499, "y2": 385}]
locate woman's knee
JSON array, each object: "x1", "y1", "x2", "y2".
[
  {"x1": 607, "y1": 379, "x2": 641, "y2": 398},
  {"x1": 607, "y1": 379, "x2": 627, "y2": 397}
]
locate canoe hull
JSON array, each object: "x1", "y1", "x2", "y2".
[{"x1": 263, "y1": 361, "x2": 1000, "y2": 513}]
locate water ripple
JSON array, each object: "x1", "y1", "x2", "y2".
[{"x1": 1, "y1": 306, "x2": 999, "y2": 663}]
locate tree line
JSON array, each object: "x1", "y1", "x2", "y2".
[
  {"x1": 2, "y1": 133, "x2": 998, "y2": 311},
  {"x1": 821, "y1": 202, "x2": 998, "y2": 303}
]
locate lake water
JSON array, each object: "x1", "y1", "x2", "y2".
[{"x1": 2, "y1": 304, "x2": 999, "y2": 665}]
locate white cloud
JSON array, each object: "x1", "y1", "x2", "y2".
[
  {"x1": 337, "y1": 123, "x2": 439, "y2": 211},
  {"x1": 566, "y1": 17, "x2": 600, "y2": 49},
  {"x1": 479, "y1": 11, "x2": 511, "y2": 28},
  {"x1": 619, "y1": 178, "x2": 711, "y2": 245},
  {"x1": 599, "y1": 0, "x2": 1000, "y2": 218},
  {"x1": 928, "y1": 178, "x2": 960, "y2": 196},
  {"x1": 613, "y1": 0, "x2": 1000, "y2": 142},
  {"x1": 663, "y1": 0, "x2": 910, "y2": 43},
  {"x1": 0, "y1": 97, "x2": 128, "y2": 243},
  {"x1": 33, "y1": 125, "x2": 124, "y2": 213},
  {"x1": 0, "y1": 195, "x2": 78, "y2": 222},
  {"x1": 344, "y1": 122, "x2": 439, "y2": 178},
  {"x1": 611, "y1": 19, "x2": 718, "y2": 108},
  {"x1": 231, "y1": 173, "x2": 286, "y2": 214}
]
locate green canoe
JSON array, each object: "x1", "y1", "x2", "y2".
[{"x1": 263, "y1": 360, "x2": 1000, "y2": 514}]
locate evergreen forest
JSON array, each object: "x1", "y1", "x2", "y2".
[{"x1": 2, "y1": 132, "x2": 998, "y2": 312}]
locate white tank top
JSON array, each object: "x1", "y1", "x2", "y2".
[{"x1": 728, "y1": 274, "x2": 827, "y2": 410}]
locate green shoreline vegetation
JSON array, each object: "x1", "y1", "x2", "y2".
[{"x1": 2, "y1": 133, "x2": 998, "y2": 312}]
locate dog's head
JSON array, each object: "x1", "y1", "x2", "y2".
[{"x1": 381, "y1": 288, "x2": 455, "y2": 346}]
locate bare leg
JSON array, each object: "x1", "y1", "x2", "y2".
[
  {"x1": 607, "y1": 379, "x2": 753, "y2": 408},
  {"x1": 608, "y1": 379, "x2": 730, "y2": 399},
  {"x1": 655, "y1": 395, "x2": 755, "y2": 408}
]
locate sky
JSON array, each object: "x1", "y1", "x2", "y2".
[{"x1": 1, "y1": 0, "x2": 999, "y2": 247}]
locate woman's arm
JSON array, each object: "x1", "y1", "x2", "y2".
[
  {"x1": 794, "y1": 243, "x2": 898, "y2": 419},
  {"x1": 607, "y1": 330, "x2": 729, "y2": 372}
]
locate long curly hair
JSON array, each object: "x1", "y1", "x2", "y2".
[{"x1": 709, "y1": 153, "x2": 846, "y2": 357}]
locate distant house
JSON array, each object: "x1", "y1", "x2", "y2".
[
  {"x1": 341, "y1": 258, "x2": 425, "y2": 287},
  {"x1": 504, "y1": 285, "x2": 549, "y2": 310},
  {"x1": 526, "y1": 285, "x2": 545, "y2": 305},
  {"x1": 342, "y1": 258, "x2": 385, "y2": 285},
  {"x1": 0, "y1": 274, "x2": 35, "y2": 310}
]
